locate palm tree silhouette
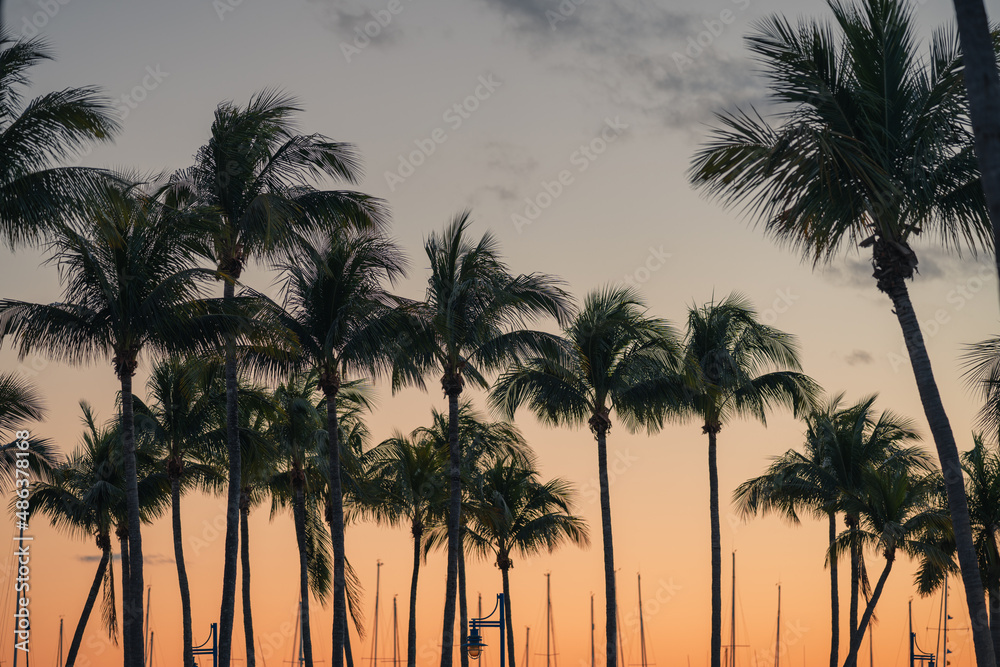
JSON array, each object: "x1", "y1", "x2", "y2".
[
  {"x1": 689, "y1": 2, "x2": 997, "y2": 658},
  {"x1": 163, "y1": 89, "x2": 389, "y2": 667},
  {"x1": 490, "y1": 285, "x2": 678, "y2": 667},
  {"x1": 400, "y1": 211, "x2": 570, "y2": 667},
  {"x1": 669, "y1": 293, "x2": 817, "y2": 667}
]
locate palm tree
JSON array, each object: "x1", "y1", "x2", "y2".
[
  {"x1": 401, "y1": 211, "x2": 571, "y2": 667},
  {"x1": 962, "y1": 334, "x2": 1000, "y2": 441},
  {"x1": 462, "y1": 456, "x2": 589, "y2": 667},
  {"x1": 668, "y1": 293, "x2": 816, "y2": 667},
  {"x1": 364, "y1": 434, "x2": 448, "y2": 667},
  {"x1": 961, "y1": 434, "x2": 1000, "y2": 659},
  {"x1": 948, "y1": 0, "x2": 1000, "y2": 295},
  {"x1": 688, "y1": 1, "x2": 997, "y2": 659},
  {"x1": 0, "y1": 372, "x2": 57, "y2": 489},
  {"x1": 489, "y1": 286, "x2": 677, "y2": 667},
  {"x1": 165, "y1": 89, "x2": 390, "y2": 667},
  {"x1": 0, "y1": 29, "x2": 119, "y2": 247},
  {"x1": 835, "y1": 467, "x2": 951, "y2": 667},
  {"x1": 29, "y1": 403, "x2": 168, "y2": 667},
  {"x1": 411, "y1": 402, "x2": 533, "y2": 667},
  {"x1": 265, "y1": 373, "x2": 330, "y2": 667},
  {"x1": 261, "y1": 229, "x2": 406, "y2": 665},
  {"x1": 132, "y1": 357, "x2": 227, "y2": 667},
  {"x1": 0, "y1": 185, "x2": 242, "y2": 666},
  {"x1": 734, "y1": 394, "x2": 927, "y2": 667}
]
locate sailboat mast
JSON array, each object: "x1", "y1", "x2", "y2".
[
  {"x1": 525, "y1": 627, "x2": 530, "y2": 667},
  {"x1": 774, "y1": 585, "x2": 780, "y2": 667},
  {"x1": 149, "y1": 630, "x2": 154, "y2": 667},
  {"x1": 57, "y1": 617, "x2": 64, "y2": 666},
  {"x1": 144, "y1": 587, "x2": 152, "y2": 667},
  {"x1": 731, "y1": 553, "x2": 736, "y2": 667},
  {"x1": 590, "y1": 594, "x2": 595, "y2": 667},
  {"x1": 546, "y1": 574, "x2": 552, "y2": 667},
  {"x1": 393, "y1": 595, "x2": 399, "y2": 667},
  {"x1": 371, "y1": 560, "x2": 382, "y2": 667},
  {"x1": 638, "y1": 574, "x2": 647, "y2": 667}
]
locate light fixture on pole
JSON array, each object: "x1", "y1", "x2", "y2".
[{"x1": 463, "y1": 593, "x2": 505, "y2": 665}]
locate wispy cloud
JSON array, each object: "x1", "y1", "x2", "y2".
[{"x1": 844, "y1": 349, "x2": 874, "y2": 366}]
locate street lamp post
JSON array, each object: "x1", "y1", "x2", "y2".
[{"x1": 463, "y1": 593, "x2": 505, "y2": 667}]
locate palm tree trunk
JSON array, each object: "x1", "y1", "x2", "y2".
[
  {"x1": 241, "y1": 493, "x2": 256, "y2": 667},
  {"x1": 595, "y1": 425, "x2": 617, "y2": 667},
  {"x1": 885, "y1": 278, "x2": 996, "y2": 667},
  {"x1": 294, "y1": 484, "x2": 315, "y2": 667},
  {"x1": 848, "y1": 518, "x2": 859, "y2": 660},
  {"x1": 65, "y1": 543, "x2": 111, "y2": 667},
  {"x1": 119, "y1": 529, "x2": 132, "y2": 667},
  {"x1": 502, "y1": 564, "x2": 516, "y2": 667},
  {"x1": 440, "y1": 387, "x2": 462, "y2": 667},
  {"x1": 170, "y1": 470, "x2": 195, "y2": 667},
  {"x1": 950, "y1": 0, "x2": 1000, "y2": 299},
  {"x1": 828, "y1": 512, "x2": 839, "y2": 667},
  {"x1": 325, "y1": 386, "x2": 348, "y2": 667},
  {"x1": 345, "y1": 621, "x2": 355, "y2": 667},
  {"x1": 458, "y1": 530, "x2": 469, "y2": 667},
  {"x1": 119, "y1": 371, "x2": 144, "y2": 667},
  {"x1": 707, "y1": 428, "x2": 721, "y2": 667},
  {"x1": 219, "y1": 277, "x2": 241, "y2": 667},
  {"x1": 407, "y1": 521, "x2": 422, "y2": 667},
  {"x1": 844, "y1": 555, "x2": 893, "y2": 667},
  {"x1": 989, "y1": 582, "x2": 1000, "y2": 663}
]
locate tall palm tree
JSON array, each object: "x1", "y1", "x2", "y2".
[
  {"x1": 401, "y1": 211, "x2": 571, "y2": 667},
  {"x1": 364, "y1": 434, "x2": 448, "y2": 667},
  {"x1": 165, "y1": 89, "x2": 389, "y2": 667},
  {"x1": 0, "y1": 372, "x2": 57, "y2": 488},
  {"x1": 0, "y1": 29, "x2": 119, "y2": 247},
  {"x1": 132, "y1": 357, "x2": 227, "y2": 667},
  {"x1": 489, "y1": 286, "x2": 677, "y2": 667},
  {"x1": 668, "y1": 293, "x2": 816, "y2": 667},
  {"x1": 834, "y1": 467, "x2": 951, "y2": 667},
  {"x1": 261, "y1": 229, "x2": 406, "y2": 665},
  {"x1": 961, "y1": 434, "x2": 1000, "y2": 659},
  {"x1": 688, "y1": 2, "x2": 997, "y2": 659},
  {"x1": 948, "y1": 0, "x2": 1000, "y2": 295},
  {"x1": 29, "y1": 403, "x2": 168, "y2": 667},
  {"x1": 462, "y1": 456, "x2": 589, "y2": 667},
  {"x1": 0, "y1": 186, "x2": 243, "y2": 666},
  {"x1": 734, "y1": 394, "x2": 927, "y2": 667}
]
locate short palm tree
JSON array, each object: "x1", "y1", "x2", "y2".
[
  {"x1": 164, "y1": 89, "x2": 389, "y2": 667},
  {"x1": 132, "y1": 357, "x2": 227, "y2": 667},
  {"x1": 834, "y1": 467, "x2": 951, "y2": 667},
  {"x1": 401, "y1": 211, "x2": 571, "y2": 667},
  {"x1": 734, "y1": 393, "x2": 926, "y2": 667},
  {"x1": 669, "y1": 293, "x2": 817, "y2": 667},
  {"x1": 490, "y1": 286, "x2": 678, "y2": 667},
  {"x1": 262, "y1": 229, "x2": 406, "y2": 664},
  {"x1": 0, "y1": 371, "x2": 57, "y2": 489},
  {"x1": 961, "y1": 434, "x2": 1000, "y2": 659},
  {"x1": 364, "y1": 434, "x2": 448, "y2": 667},
  {"x1": 463, "y1": 456, "x2": 589, "y2": 667},
  {"x1": 689, "y1": 1, "x2": 997, "y2": 658},
  {"x1": 0, "y1": 29, "x2": 119, "y2": 247},
  {"x1": 0, "y1": 185, "x2": 242, "y2": 666},
  {"x1": 266, "y1": 372, "x2": 330, "y2": 667},
  {"x1": 962, "y1": 335, "x2": 1000, "y2": 442},
  {"x1": 30, "y1": 403, "x2": 168, "y2": 667}
]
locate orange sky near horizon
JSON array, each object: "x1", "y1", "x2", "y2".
[{"x1": 3, "y1": 0, "x2": 1000, "y2": 665}]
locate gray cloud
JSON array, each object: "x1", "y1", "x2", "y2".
[
  {"x1": 77, "y1": 553, "x2": 175, "y2": 565},
  {"x1": 844, "y1": 349, "x2": 874, "y2": 366}
]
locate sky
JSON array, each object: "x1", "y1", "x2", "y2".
[{"x1": 2, "y1": 0, "x2": 1000, "y2": 665}]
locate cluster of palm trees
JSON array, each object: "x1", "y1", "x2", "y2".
[{"x1": 5, "y1": 0, "x2": 1000, "y2": 665}]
